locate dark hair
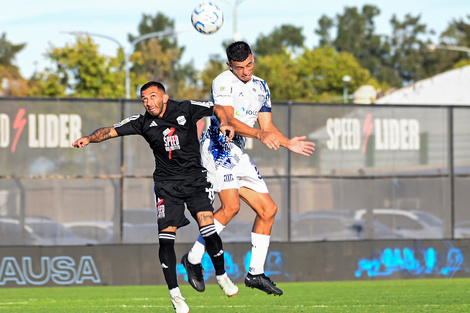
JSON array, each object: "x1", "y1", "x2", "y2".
[
  {"x1": 226, "y1": 41, "x2": 252, "y2": 63},
  {"x1": 140, "y1": 81, "x2": 166, "y2": 94}
]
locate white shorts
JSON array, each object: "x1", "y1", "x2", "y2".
[{"x1": 201, "y1": 137, "x2": 269, "y2": 194}]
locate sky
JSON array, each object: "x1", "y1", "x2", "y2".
[{"x1": 1, "y1": 0, "x2": 469, "y2": 78}]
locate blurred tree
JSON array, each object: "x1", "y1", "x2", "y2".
[
  {"x1": 316, "y1": 6, "x2": 440, "y2": 88},
  {"x1": 128, "y1": 12, "x2": 198, "y2": 98},
  {"x1": 436, "y1": 15, "x2": 470, "y2": 70},
  {"x1": 317, "y1": 5, "x2": 393, "y2": 86},
  {"x1": 31, "y1": 36, "x2": 125, "y2": 98},
  {"x1": 441, "y1": 15, "x2": 470, "y2": 48},
  {"x1": 387, "y1": 13, "x2": 433, "y2": 86},
  {"x1": 254, "y1": 49, "x2": 305, "y2": 101},
  {"x1": 315, "y1": 15, "x2": 334, "y2": 47},
  {"x1": 0, "y1": 32, "x2": 26, "y2": 68},
  {"x1": 253, "y1": 25, "x2": 305, "y2": 56},
  {"x1": 0, "y1": 33, "x2": 29, "y2": 96},
  {"x1": 128, "y1": 12, "x2": 180, "y2": 52},
  {"x1": 296, "y1": 46, "x2": 379, "y2": 102},
  {"x1": 28, "y1": 71, "x2": 66, "y2": 97},
  {"x1": 198, "y1": 54, "x2": 226, "y2": 99}
]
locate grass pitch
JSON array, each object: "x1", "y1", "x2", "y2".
[{"x1": 1, "y1": 278, "x2": 469, "y2": 312}]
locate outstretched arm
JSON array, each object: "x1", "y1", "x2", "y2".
[
  {"x1": 258, "y1": 112, "x2": 315, "y2": 156},
  {"x1": 72, "y1": 126, "x2": 119, "y2": 148}
]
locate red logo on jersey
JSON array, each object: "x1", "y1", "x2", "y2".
[{"x1": 163, "y1": 127, "x2": 180, "y2": 159}]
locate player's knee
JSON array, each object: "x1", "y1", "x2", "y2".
[
  {"x1": 260, "y1": 203, "x2": 277, "y2": 221},
  {"x1": 220, "y1": 202, "x2": 241, "y2": 217}
]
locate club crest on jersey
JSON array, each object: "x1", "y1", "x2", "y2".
[
  {"x1": 157, "y1": 198, "x2": 165, "y2": 219},
  {"x1": 176, "y1": 115, "x2": 186, "y2": 125}
]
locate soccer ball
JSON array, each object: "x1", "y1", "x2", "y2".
[{"x1": 191, "y1": 2, "x2": 224, "y2": 35}]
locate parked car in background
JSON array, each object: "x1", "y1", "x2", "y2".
[
  {"x1": 63, "y1": 221, "x2": 115, "y2": 244},
  {"x1": 0, "y1": 216, "x2": 97, "y2": 246},
  {"x1": 24, "y1": 216, "x2": 98, "y2": 245},
  {"x1": 0, "y1": 218, "x2": 39, "y2": 245},
  {"x1": 353, "y1": 208, "x2": 444, "y2": 239},
  {"x1": 291, "y1": 210, "x2": 362, "y2": 241},
  {"x1": 64, "y1": 209, "x2": 202, "y2": 244}
]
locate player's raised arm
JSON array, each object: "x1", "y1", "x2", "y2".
[{"x1": 72, "y1": 126, "x2": 119, "y2": 148}]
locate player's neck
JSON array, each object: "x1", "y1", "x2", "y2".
[{"x1": 158, "y1": 102, "x2": 168, "y2": 118}]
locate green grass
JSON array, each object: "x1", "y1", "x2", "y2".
[{"x1": 1, "y1": 278, "x2": 470, "y2": 312}]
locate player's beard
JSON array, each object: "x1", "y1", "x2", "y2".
[{"x1": 146, "y1": 102, "x2": 164, "y2": 117}]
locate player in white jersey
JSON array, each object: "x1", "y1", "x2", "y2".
[{"x1": 181, "y1": 41, "x2": 315, "y2": 296}]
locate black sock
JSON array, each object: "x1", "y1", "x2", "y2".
[
  {"x1": 158, "y1": 231, "x2": 178, "y2": 289},
  {"x1": 200, "y1": 224, "x2": 225, "y2": 276}
]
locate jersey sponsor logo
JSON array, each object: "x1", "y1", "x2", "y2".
[
  {"x1": 224, "y1": 174, "x2": 234, "y2": 182},
  {"x1": 176, "y1": 115, "x2": 186, "y2": 126},
  {"x1": 163, "y1": 127, "x2": 180, "y2": 159},
  {"x1": 235, "y1": 107, "x2": 245, "y2": 116},
  {"x1": 157, "y1": 198, "x2": 165, "y2": 219},
  {"x1": 149, "y1": 121, "x2": 158, "y2": 127},
  {"x1": 114, "y1": 114, "x2": 140, "y2": 128},
  {"x1": 235, "y1": 107, "x2": 258, "y2": 117}
]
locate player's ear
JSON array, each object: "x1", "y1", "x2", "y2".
[
  {"x1": 163, "y1": 93, "x2": 169, "y2": 103},
  {"x1": 226, "y1": 61, "x2": 232, "y2": 70}
]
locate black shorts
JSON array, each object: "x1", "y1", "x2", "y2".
[{"x1": 154, "y1": 176, "x2": 214, "y2": 231}]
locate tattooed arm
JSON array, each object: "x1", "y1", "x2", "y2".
[{"x1": 72, "y1": 126, "x2": 119, "y2": 148}]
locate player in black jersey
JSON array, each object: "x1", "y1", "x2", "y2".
[{"x1": 72, "y1": 81, "x2": 238, "y2": 313}]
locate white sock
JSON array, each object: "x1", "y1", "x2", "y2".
[
  {"x1": 169, "y1": 287, "x2": 181, "y2": 298},
  {"x1": 188, "y1": 218, "x2": 225, "y2": 264},
  {"x1": 188, "y1": 236, "x2": 206, "y2": 264},
  {"x1": 214, "y1": 219, "x2": 225, "y2": 233},
  {"x1": 249, "y1": 232, "x2": 270, "y2": 275},
  {"x1": 216, "y1": 272, "x2": 228, "y2": 281}
]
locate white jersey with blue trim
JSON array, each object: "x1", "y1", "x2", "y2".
[
  {"x1": 211, "y1": 70, "x2": 272, "y2": 127},
  {"x1": 209, "y1": 70, "x2": 272, "y2": 151}
]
